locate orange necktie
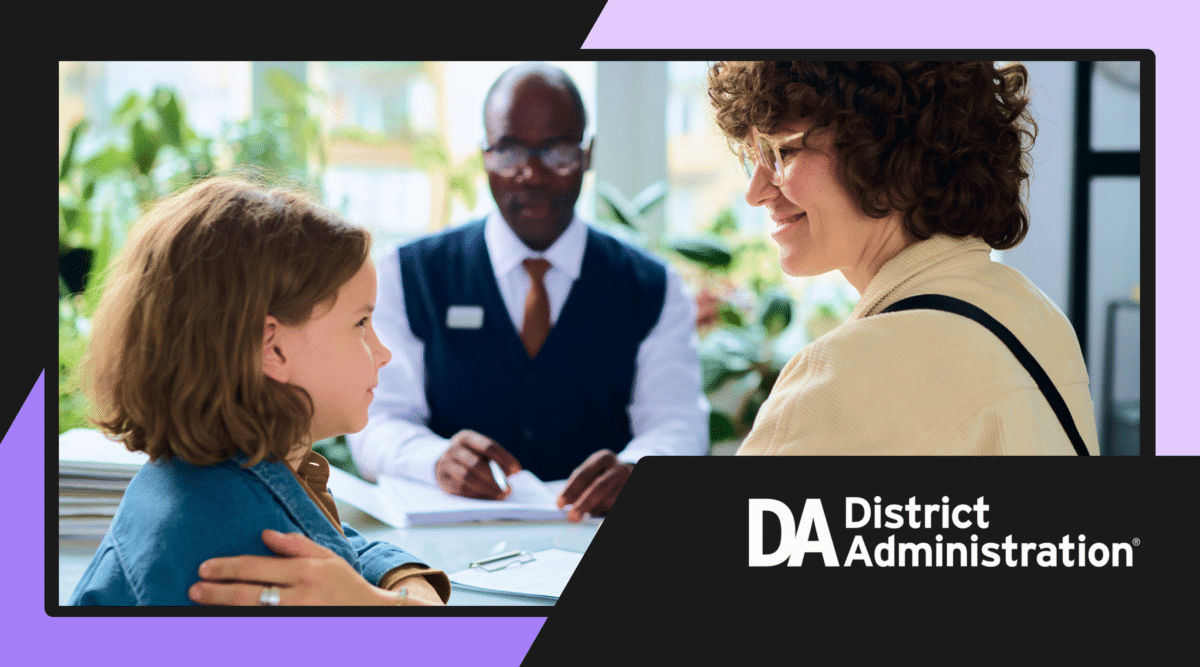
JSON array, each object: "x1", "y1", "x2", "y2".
[{"x1": 521, "y1": 258, "x2": 552, "y2": 358}]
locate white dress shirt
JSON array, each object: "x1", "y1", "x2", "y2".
[{"x1": 347, "y1": 211, "x2": 709, "y2": 483}]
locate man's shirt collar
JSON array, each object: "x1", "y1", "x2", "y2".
[{"x1": 484, "y1": 209, "x2": 586, "y2": 280}]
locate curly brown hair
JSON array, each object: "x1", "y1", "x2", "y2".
[
  {"x1": 707, "y1": 61, "x2": 1037, "y2": 249},
  {"x1": 82, "y1": 176, "x2": 371, "y2": 466}
]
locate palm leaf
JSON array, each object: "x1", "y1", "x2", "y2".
[
  {"x1": 630, "y1": 180, "x2": 668, "y2": 216},
  {"x1": 60, "y1": 120, "x2": 89, "y2": 182},
  {"x1": 668, "y1": 237, "x2": 733, "y2": 269},
  {"x1": 759, "y1": 291, "x2": 794, "y2": 338},
  {"x1": 709, "y1": 411, "x2": 737, "y2": 442},
  {"x1": 596, "y1": 181, "x2": 638, "y2": 228}
]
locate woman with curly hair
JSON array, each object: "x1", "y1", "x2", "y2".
[{"x1": 707, "y1": 61, "x2": 1098, "y2": 455}]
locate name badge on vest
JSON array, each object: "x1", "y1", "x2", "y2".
[{"x1": 446, "y1": 305, "x2": 484, "y2": 330}]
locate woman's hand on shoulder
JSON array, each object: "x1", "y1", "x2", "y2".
[{"x1": 189, "y1": 529, "x2": 440, "y2": 606}]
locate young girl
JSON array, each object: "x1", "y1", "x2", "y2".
[{"x1": 69, "y1": 177, "x2": 450, "y2": 606}]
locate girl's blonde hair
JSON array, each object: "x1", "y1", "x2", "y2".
[{"x1": 82, "y1": 176, "x2": 371, "y2": 466}]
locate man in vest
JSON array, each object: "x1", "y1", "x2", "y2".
[{"x1": 349, "y1": 63, "x2": 708, "y2": 521}]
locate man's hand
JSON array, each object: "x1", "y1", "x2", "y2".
[
  {"x1": 188, "y1": 530, "x2": 441, "y2": 606},
  {"x1": 435, "y1": 429, "x2": 523, "y2": 500},
  {"x1": 556, "y1": 449, "x2": 633, "y2": 522}
]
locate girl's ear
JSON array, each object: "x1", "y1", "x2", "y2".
[{"x1": 262, "y1": 316, "x2": 290, "y2": 383}]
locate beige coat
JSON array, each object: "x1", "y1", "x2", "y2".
[{"x1": 737, "y1": 234, "x2": 1100, "y2": 456}]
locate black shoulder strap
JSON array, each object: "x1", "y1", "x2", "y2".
[{"x1": 880, "y1": 294, "x2": 1090, "y2": 456}]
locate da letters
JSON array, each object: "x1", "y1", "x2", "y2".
[{"x1": 749, "y1": 498, "x2": 838, "y2": 567}]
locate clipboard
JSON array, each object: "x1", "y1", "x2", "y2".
[{"x1": 448, "y1": 548, "x2": 584, "y2": 600}]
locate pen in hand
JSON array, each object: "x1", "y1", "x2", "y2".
[{"x1": 489, "y1": 459, "x2": 510, "y2": 496}]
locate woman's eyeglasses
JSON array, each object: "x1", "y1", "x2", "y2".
[
  {"x1": 482, "y1": 139, "x2": 591, "y2": 177},
  {"x1": 738, "y1": 130, "x2": 806, "y2": 185}
]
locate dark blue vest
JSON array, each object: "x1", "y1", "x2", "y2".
[{"x1": 398, "y1": 219, "x2": 667, "y2": 481}]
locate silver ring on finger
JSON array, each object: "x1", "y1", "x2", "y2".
[{"x1": 258, "y1": 585, "x2": 282, "y2": 606}]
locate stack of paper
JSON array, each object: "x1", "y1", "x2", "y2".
[
  {"x1": 326, "y1": 466, "x2": 570, "y2": 527},
  {"x1": 58, "y1": 429, "x2": 148, "y2": 541}
]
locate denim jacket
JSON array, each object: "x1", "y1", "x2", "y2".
[{"x1": 70, "y1": 452, "x2": 429, "y2": 606}]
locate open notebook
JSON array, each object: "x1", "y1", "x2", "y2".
[{"x1": 326, "y1": 466, "x2": 570, "y2": 527}]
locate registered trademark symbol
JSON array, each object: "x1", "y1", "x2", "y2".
[{"x1": 1132, "y1": 538, "x2": 1140, "y2": 546}]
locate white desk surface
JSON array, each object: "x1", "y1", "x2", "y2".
[{"x1": 58, "y1": 500, "x2": 599, "y2": 607}]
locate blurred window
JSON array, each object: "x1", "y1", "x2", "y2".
[{"x1": 58, "y1": 61, "x2": 596, "y2": 262}]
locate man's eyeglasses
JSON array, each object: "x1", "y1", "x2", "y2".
[
  {"x1": 481, "y1": 139, "x2": 591, "y2": 177},
  {"x1": 738, "y1": 130, "x2": 806, "y2": 185}
]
